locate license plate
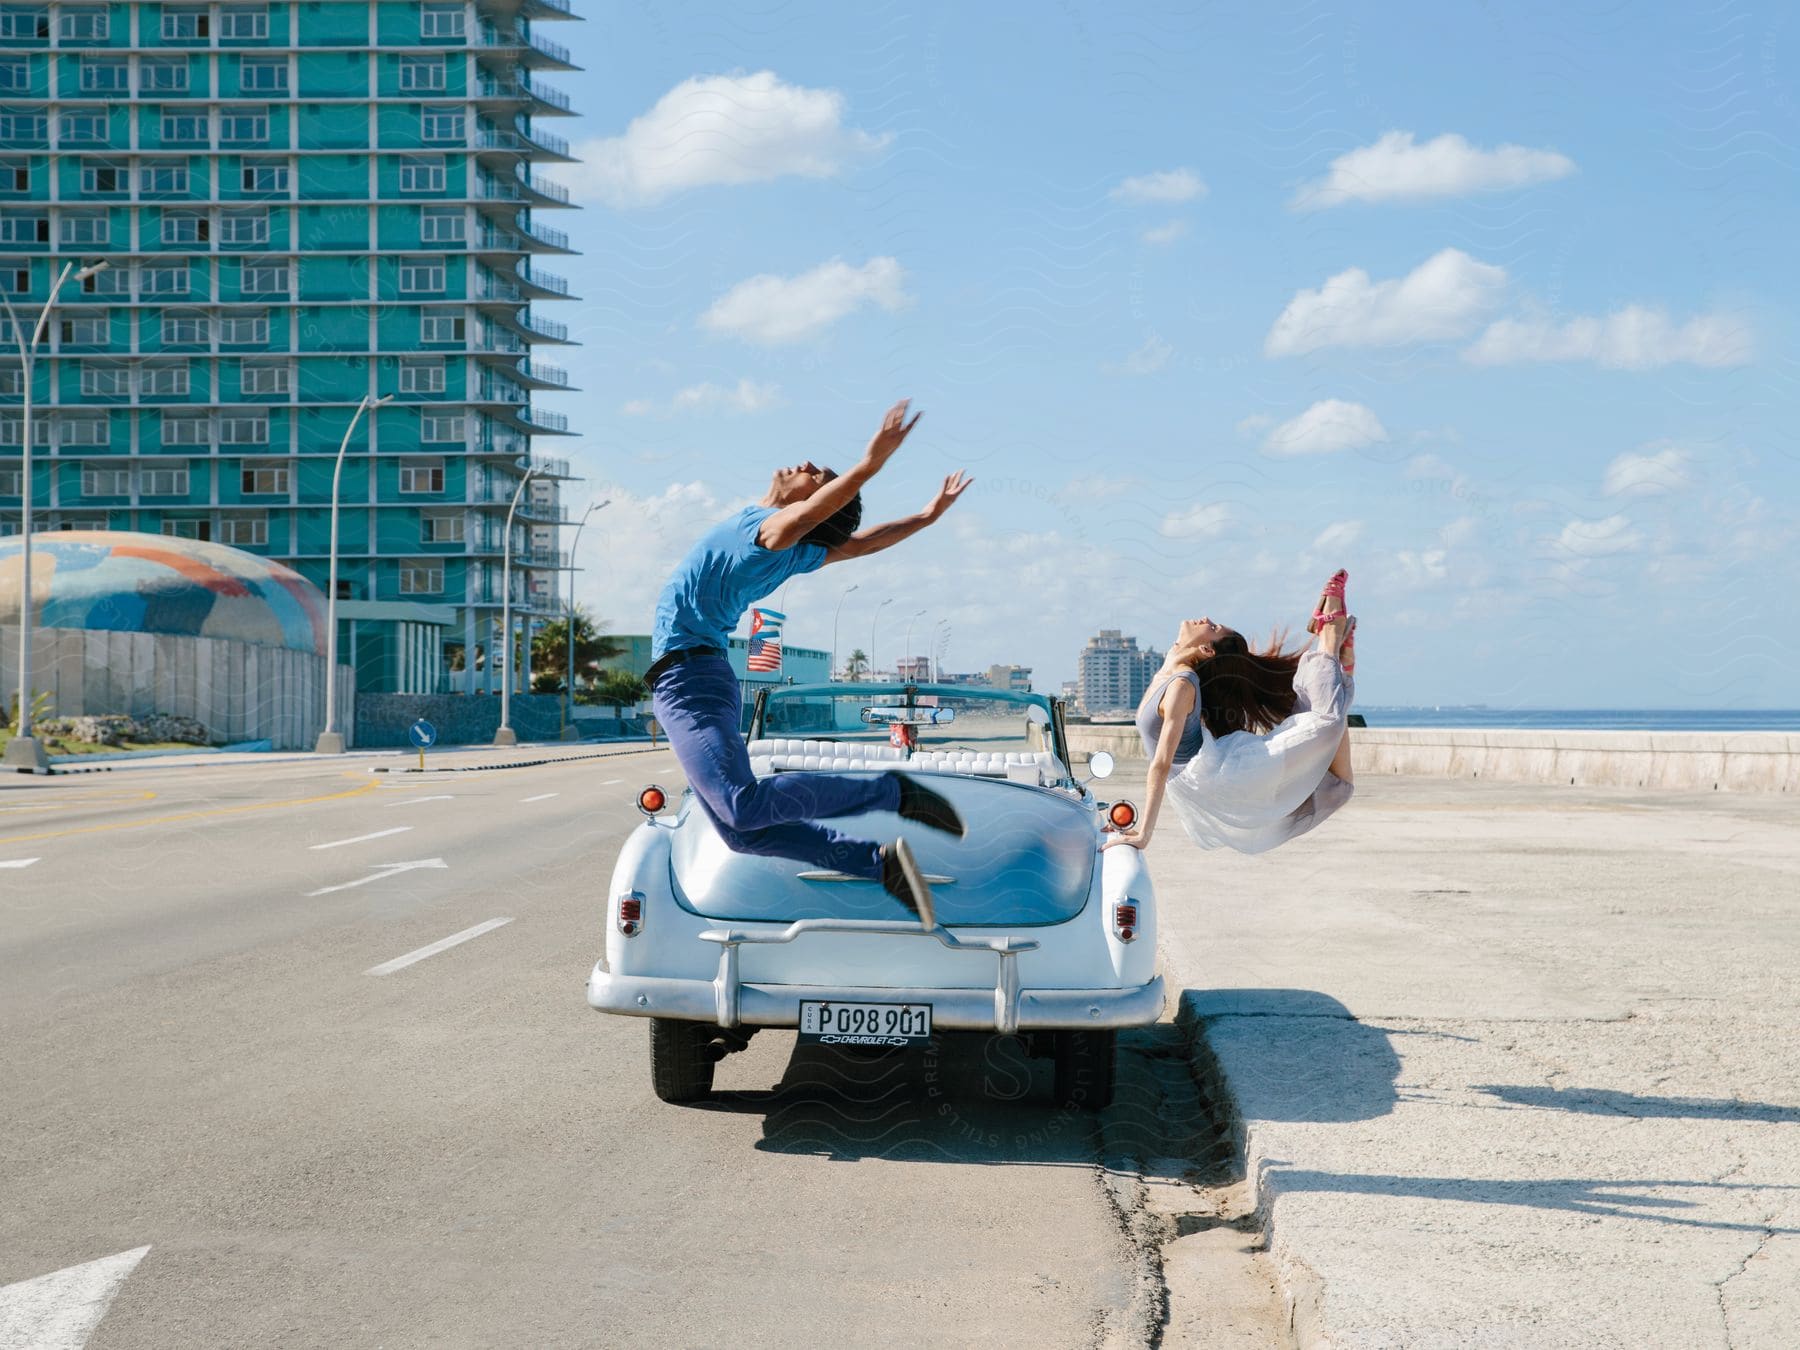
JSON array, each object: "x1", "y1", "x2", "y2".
[{"x1": 797, "y1": 1000, "x2": 933, "y2": 1046}]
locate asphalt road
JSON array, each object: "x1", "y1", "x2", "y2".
[{"x1": 0, "y1": 749, "x2": 1271, "y2": 1349}]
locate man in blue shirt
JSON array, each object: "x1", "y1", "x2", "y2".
[{"x1": 647, "y1": 399, "x2": 972, "y2": 927}]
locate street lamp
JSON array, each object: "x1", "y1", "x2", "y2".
[
  {"x1": 869, "y1": 598, "x2": 892, "y2": 681},
  {"x1": 832, "y1": 583, "x2": 859, "y2": 681},
  {"x1": 904, "y1": 609, "x2": 927, "y2": 683},
  {"x1": 4, "y1": 259, "x2": 107, "y2": 772},
  {"x1": 561, "y1": 498, "x2": 609, "y2": 741},
  {"x1": 494, "y1": 462, "x2": 537, "y2": 746},
  {"x1": 314, "y1": 391, "x2": 394, "y2": 754},
  {"x1": 933, "y1": 619, "x2": 951, "y2": 683}
]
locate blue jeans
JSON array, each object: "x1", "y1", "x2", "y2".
[{"x1": 651, "y1": 653, "x2": 898, "y2": 878}]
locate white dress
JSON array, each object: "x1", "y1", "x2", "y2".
[{"x1": 1152, "y1": 649, "x2": 1355, "y2": 855}]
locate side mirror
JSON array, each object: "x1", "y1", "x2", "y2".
[
  {"x1": 1026, "y1": 704, "x2": 1050, "y2": 726},
  {"x1": 1086, "y1": 750, "x2": 1115, "y2": 781}
]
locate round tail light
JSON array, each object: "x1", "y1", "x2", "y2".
[
  {"x1": 1108, "y1": 800, "x2": 1137, "y2": 829},
  {"x1": 637, "y1": 784, "x2": 668, "y2": 817}
]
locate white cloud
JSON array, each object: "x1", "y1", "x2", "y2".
[
  {"x1": 1394, "y1": 549, "x2": 1449, "y2": 585},
  {"x1": 1105, "y1": 332, "x2": 1173, "y2": 376},
  {"x1": 1159, "y1": 502, "x2": 1232, "y2": 539},
  {"x1": 1112, "y1": 169, "x2": 1206, "y2": 204},
  {"x1": 1311, "y1": 521, "x2": 1364, "y2": 554},
  {"x1": 1141, "y1": 220, "x2": 1189, "y2": 246},
  {"x1": 699, "y1": 257, "x2": 911, "y2": 345},
  {"x1": 623, "y1": 378, "x2": 784, "y2": 418},
  {"x1": 1261, "y1": 400, "x2": 1388, "y2": 457},
  {"x1": 569, "y1": 71, "x2": 889, "y2": 208},
  {"x1": 1552, "y1": 514, "x2": 1646, "y2": 561},
  {"x1": 1463, "y1": 306, "x2": 1752, "y2": 369},
  {"x1": 1235, "y1": 413, "x2": 1275, "y2": 438},
  {"x1": 1265, "y1": 248, "x2": 1507, "y2": 356},
  {"x1": 1291, "y1": 131, "x2": 1576, "y2": 210},
  {"x1": 577, "y1": 481, "x2": 752, "y2": 626},
  {"x1": 1439, "y1": 515, "x2": 1480, "y2": 548},
  {"x1": 1603, "y1": 446, "x2": 1692, "y2": 497}
]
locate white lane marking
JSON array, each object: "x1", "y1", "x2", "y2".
[
  {"x1": 0, "y1": 857, "x2": 40, "y2": 869},
  {"x1": 600, "y1": 779, "x2": 623, "y2": 785},
  {"x1": 0, "y1": 1244, "x2": 150, "y2": 1350},
  {"x1": 365, "y1": 917, "x2": 512, "y2": 977},
  {"x1": 305, "y1": 858, "x2": 448, "y2": 897},
  {"x1": 521, "y1": 792, "x2": 559, "y2": 803},
  {"x1": 310, "y1": 826, "x2": 412, "y2": 851},
  {"x1": 388, "y1": 795, "x2": 454, "y2": 807}
]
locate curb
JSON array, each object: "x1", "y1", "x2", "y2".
[{"x1": 371, "y1": 745, "x2": 665, "y2": 775}]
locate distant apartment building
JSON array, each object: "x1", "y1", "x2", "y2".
[
  {"x1": 895, "y1": 658, "x2": 1032, "y2": 692},
  {"x1": 0, "y1": 0, "x2": 582, "y2": 695},
  {"x1": 1077, "y1": 628, "x2": 1159, "y2": 714}
]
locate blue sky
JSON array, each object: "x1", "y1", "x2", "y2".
[{"x1": 539, "y1": 1, "x2": 1798, "y2": 708}]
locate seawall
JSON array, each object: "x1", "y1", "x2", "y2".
[{"x1": 1065, "y1": 724, "x2": 1800, "y2": 793}]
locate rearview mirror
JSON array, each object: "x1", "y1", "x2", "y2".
[
  {"x1": 1087, "y1": 750, "x2": 1115, "y2": 780},
  {"x1": 862, "y1": 705, "x2": 957, "y2": 726}
]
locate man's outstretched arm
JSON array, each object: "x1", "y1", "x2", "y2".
[
  {"x1": 824, "y1": 471, "x2": 972, "y2": 563},
  {"x1": 759, "y1": 399, "x2": 921, "y2": 551}
]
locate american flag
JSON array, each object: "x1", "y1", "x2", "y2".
[{"x1": 746, "y1": 607, "x2": 785, "y2": 673}]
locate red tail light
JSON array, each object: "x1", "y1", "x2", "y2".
[
  {"x1": 1113, "y1": 902, "x2": 1138, "y2": 944},
  {"x1": 637, "y1": 785, "x2": 667, "y2": 817},
  {"x1": 1107, "y1": 800, "x2": 1137, "y2": 830},
  {"x1": 617, "y1": 892, "x2": 644, "y2": 937}
]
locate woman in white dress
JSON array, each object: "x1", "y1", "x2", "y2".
[{"x1": 1105, "y1": 570, "x2": 1357, "y2": 855}]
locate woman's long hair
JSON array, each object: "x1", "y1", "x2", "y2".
[{"x1": 1185, "y1": 630, "x2": 1303, "y2": 739}]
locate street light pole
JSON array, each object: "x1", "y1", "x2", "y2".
[
  {"x1": 314, "y1": 391, "x2": 392, "y2": 754},
  {"x1": 561, "y1": 498, "x2": 609, "y2": 741},
  {"x1": 933, "y1": 619, "x2": 950, "y2": 683},
  {"x1": 870, "y1": 598, "x2": 892, "y2": 681},
  {"x1": 904, "y1": 609, "x2": 926, "y2": 682},
  {"x1": 832, "y1": 583, "x2": 859, "y2": 681},
  {"x1": 4, "y1": 259, "x2": 107, "y2": 772},
  {"x1": 494, "y1": 462, "x2": 536, "y2": 746}
]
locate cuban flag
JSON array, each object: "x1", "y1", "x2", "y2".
[{"x1": 747, "y1": 607, "x2": 785, "y2": 673}]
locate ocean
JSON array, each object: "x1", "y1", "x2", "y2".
[{"x1": 1357, "y1": 708, "x2": 1800, "y2": 732}]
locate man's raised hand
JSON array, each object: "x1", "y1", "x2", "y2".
[
  {"x1": 927, "y1": 471, "x2": 973, "y2": 520},
  {"x1": 862, "y1": 399, "x2": 922, "y2": 471}
]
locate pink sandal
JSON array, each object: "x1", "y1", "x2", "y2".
[
  {"x1": 1308, "y1": 569, "x2": 1349, "y2": 634},
  {"x1": 1340, "y1": 616, "x2": 1357, "y2": 675}
]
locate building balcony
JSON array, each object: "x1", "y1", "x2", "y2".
[
  {"x1": 516, "y1": 359, "x2": 573, "y2": 390},
  {"x1": 475, "y1": 25, "x2": 580, "y2": 71},
  {"x1": 520, "y1": 406, "x2": 570, "y2": 434},
  {"x1": 475, "y1": 75, "x2": 574, "y2": 116}
]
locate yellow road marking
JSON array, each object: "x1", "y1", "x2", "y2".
[{"x1": 0, "y1": 779, "x2": 378, "y2": 846}]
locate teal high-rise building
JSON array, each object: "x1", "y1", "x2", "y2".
[{"x1": 0, "y1": 0, "x2": 579, "y2": 696}]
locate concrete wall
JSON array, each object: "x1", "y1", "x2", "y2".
[
  {"x1": 355, "y1": 691, "x2": 565, "y2": 748},
  {"x1": 1065, "y1": 724, "x2": 1800, "y2": 793},
  {"x1": 2, "y1": 624, "x2": 353, "y2": 752}
]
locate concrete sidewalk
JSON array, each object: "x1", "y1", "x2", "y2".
[{"x1": 1140, "y1": 769, "x2": 1800, "y2": 1347}]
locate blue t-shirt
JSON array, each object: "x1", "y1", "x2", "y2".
[{"x1": 652, "y1": 506, "x2": 829, "y2": 659}]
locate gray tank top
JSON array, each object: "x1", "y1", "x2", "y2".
[{"x1": 1135, "y1": 667, "x2": 1206, "y2": 767}]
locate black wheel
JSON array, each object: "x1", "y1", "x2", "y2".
[
  {"x1": 649, "y1": 1018, "x2": 716, "y2": 1103},
  {"x1": 1051, "y1": 1029, "x2": 1117, "y2": 1111}
]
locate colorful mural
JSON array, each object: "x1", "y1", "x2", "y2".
[{"x1": 0, "y1": 531, "x2": 328, "y2": 659}]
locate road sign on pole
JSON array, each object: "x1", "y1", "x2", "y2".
[{"x1": 408, "y1": 719, "x2": 437, "y2": 770}]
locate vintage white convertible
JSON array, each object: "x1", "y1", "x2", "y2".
[{"x1": 586, "y1": 683, "x2": 1164, "y2": 1108}]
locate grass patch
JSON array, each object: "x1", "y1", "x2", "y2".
[{"x1": 0, "y1": 729, "x2": 202, "y2": 757}]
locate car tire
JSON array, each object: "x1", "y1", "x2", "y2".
[
  {"x1": 1051, "y1": 1029, "x2": 1116, "y2": 1111},
  {"x1": 649, "y1": 1018, "x2": 716, "y2": 1104}
]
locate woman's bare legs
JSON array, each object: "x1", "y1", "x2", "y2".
[
  {"x1": 1315, "y1": 577, "x2": 1352, "y2": 781},
  {"x1": 1328, "y1": 727, "x2": 1353, "y2": 784}
]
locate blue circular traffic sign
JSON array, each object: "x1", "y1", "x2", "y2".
[{"x1": 408, "y1": 719, "x2": 437, "y2": 749}]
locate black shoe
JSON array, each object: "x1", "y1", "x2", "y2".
[
  {"x1": 880, "y1": 838, "x2": 937, "y2": 930},
  {"x1": 893, "y1": 773, "x2": 966, "y2": 838}
]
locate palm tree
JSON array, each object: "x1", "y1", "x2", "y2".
[
  {"x1": 528, "y1": 606, "x2": 625, "y2": 694},
  {"x1": 585, "y1": 669, "x2": 649, "y2": 718},
  {"x1": 843, "y1": 648, "x2": 869, "y2": 681}
]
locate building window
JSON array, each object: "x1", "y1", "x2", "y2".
[
  {"x1": 0, "y1": 212, "x2": 47, "y2": 244},
  {"x1": 83, "y1": 267, "x2": 128, "y2": 300},
  {"x1": 220, "y1": 514, "x2": 268, "y2": 546},
  {"x1": 219, "y1": 106, "x2": 269, "y2": 143},
  {"x1": 78, "y1": 58, "x2": 128, "y2": 93},
  {"x1": 420, "y1": 206, "x2": 463, "y2": 243},
  {"x1": 59, "y1": 212, "x2": 107, "y2": 246},
  {"x1": 399, "y1": 156, "x2": 446, "y2": 194},
  {"x1": 59, "y1": 312, "x2": 107, "y2": 344},
  {"x1": 400, "y1": 560, "x2": 445, "y2": 595},
  {"x1": 220, "y1": 7, "x2": 268, "y2": 42},
  {"x1": 419, "y1": 309, "x2": 464, "y2": 344},
  {"x1": 161, "y1": 111, "x2": 210, "y2": 144},
  {"x1": 220, "y1": 209, "x2": 269, "y2": 246},
  {"x1": 80, "y1": 463, "x2": 132, "y2": 497},
  {"x1": 421, "y1": 105, "x2": 464, "y2": 142},
  {"x1": 140, "y1": 363, "x2": 190, "y2": 396},
  {"x1": 61, "y1": 415, "x2": 109, "y2": 446},
  {"x1": 56, "y1": 110, "x2": 102, "y2": 142},
  {"x1": 141, "y1": 164, "x2": 191, "y2": 195},
  {"x1": 141, "y1": 58, "x2": 189, "y2": 94},
  {"x1": 421, "y1": 412, "x2": 465, "y2": 443},
  {"x1": 399, "y1": 56, "x2": 446, "y2": 92},
  {"x1": 0, "y1": 158, "x2": 27, "y2": 192},
  {"x1": 0, "y1": 263, "x2": 26, "y2": 293},
  {"x1": 239, "y1": 461, "x2": 289, "y2": 494},
  {"x1": 240, "y1": 259, "x2": 288, "y2": 294},
  {"x1": 0, "y1": 58, "x2": 27, "y2": 92},
  {"x1": 239, "y1": 58, "x2": 287, "y2": 93},
  {"x1": 80, "y1": 163, "x2": 126, "y2": 195},
  {"x1": 161, "y1": 517, "x2": 210, "y2": 540},
  {"x1": 0, "y1": 415, "x2": 52, "y2": 446},
  {"x1": 218, "y1": 414, "x2": 268, "y2": 445},
  {"x1": 80, "y1": 363, "x2": 129, "y2": 397},
  {"x1": 399, "y1": 458, "x2": 445, "y2": 494},
  {"x1": 0, "y1": 7, "x2": 48, "y2": 40},
  {"x1": 0, "y1": 465, "x2": 19, "y2": 495},
  {"x1": 240, "y1": 159, "x2": 289, "y2": 194},
  {"x1": 160, "y1": 313, "x2": 210, "y2": 345},
  {"x1": 140, "y1": 464, "x2": 189, "y2": 496},
  {"x1": 162, "y1": 413, "x2": 210, "y2": 444},
  {"x1": 241, "y1": 361, "x2": 289, "y2": 395},
  {"x1": 0, "y1": 111, "x2": 46, "y2": 145},
  {"x1": 398, "y1": 257, "x2": 445, "y2": 293},
  {"x1": 59, "y1": 7, "x2": 107, "y2": 40},
  {"x1": 420, "y1": 3, "x2": 465, "y2": 39},
  {"x1": 0, "y1": 365, "x2": 22, "y2": 395},
  {"x1": 140, "y1": 264, "x2": 190, "y2": 294},
  {"x1": 161, "y1": 212, "x2": 208, "y2": 245},
  {"x1": 423, "y1": 512, "x2": 465, "y2": 544},
  {"x1": 398, "y1": 357, "x2": 445, "y2": 394},
  {"x1": 219, "y1": 310, "x2": 269, "y2": 345},
  {"x1": 161, "y1": 7, "x2": 208, "y2": 40}
]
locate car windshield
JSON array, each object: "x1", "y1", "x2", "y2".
[{"x1": 758, "y1": 684, "x2": 1061, "y2": 761}]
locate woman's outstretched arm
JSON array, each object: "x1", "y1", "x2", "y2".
[{"x1": 1104, "y1": 676, "x2": 1195, "y2": 851}]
